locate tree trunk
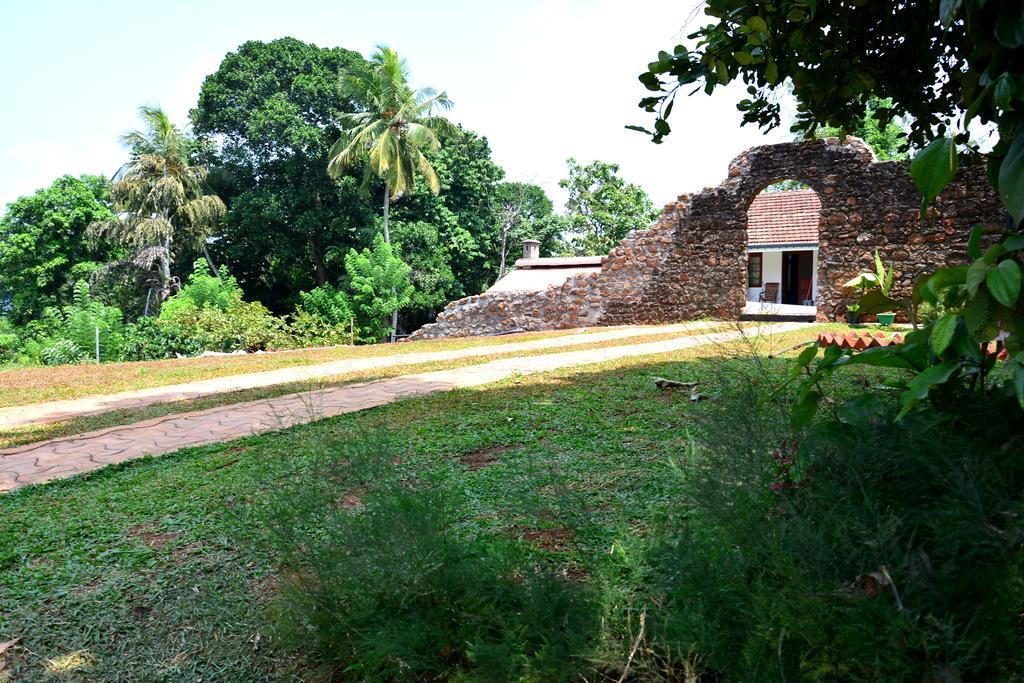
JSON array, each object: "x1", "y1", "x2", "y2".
[
  {"x1": 309, "y1": 233, "x2": 329, "y2": 286},
  {"x1": 382, "y1": 182, "x2": 391, "y2": 244},
  {"x1": 159, "y1": 233, "x2": 172, "y2": 301},
  {"x1": 498, "y1": 222, "x2": 508, "y2": 279},
  {"x1": 203, "y1": 243, "x2": 221, "y2": 280},
  {"x1": 383, "y1": 181, "x2": 397, "y2": 342}
]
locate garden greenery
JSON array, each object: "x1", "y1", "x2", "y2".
[{"x1": 634, "y1": 0, "x2": 1024, "y2": 421}]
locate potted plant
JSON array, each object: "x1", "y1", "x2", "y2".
[{"x1": 843, "y1": 251, "x2": 897, "y2": 325}]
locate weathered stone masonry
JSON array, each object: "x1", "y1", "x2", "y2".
[{"x1": 410, "y1": 138, "x2": 1005, "y2": 340}]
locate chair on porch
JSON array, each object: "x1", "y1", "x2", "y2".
[{"x1": 759, "y1": 282, "x2": 780, "y2": 303}]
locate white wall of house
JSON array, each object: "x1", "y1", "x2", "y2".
[{"x1": 746, "y1": 247, "x2": 818, "y2": 303}]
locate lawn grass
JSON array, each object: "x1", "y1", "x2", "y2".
[
  {"x1": 0, "y1": 323, "x2": 889, "y2": 680},
  {"x1": 0, "y1": 326, "x2": 598, "y2": 407},
  {"x1": 0, "y1": 323, "x2": 752, "y2": 449}
]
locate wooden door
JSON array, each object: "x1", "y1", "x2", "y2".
[{"x1": 782, "y1": 251, "x2": 814, "y2": 305}]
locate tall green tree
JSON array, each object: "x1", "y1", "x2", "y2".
[
  {"x1": 389, "y1": 128, "x2": 506, "y2": 309},
  {"x1": 90, "y1": 106, "x2": 225, "y2": 313},
  {"x1": 191, "y1": 38, "x2": 376, "y2": 308},
  {"x1": 327, "y1": 45, "x2": 459, "y2": 339},
  {"x1": 0, "y1": 175, "x2": 116, "y2": 323},
  {"x1": 559, "y1": 159, "x2": 658, "y2": 256},
  {"x1": 816, "y1": 97, "x2": 909, "y2": 162}
]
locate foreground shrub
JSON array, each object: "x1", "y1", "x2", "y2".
[
  {"x1": 623, "y1": 378, "x2": 1024, "y2": 681},
  {"x1": 250, "y1": 430, "x2": 600, "y2": 681},
  {"x1": 298, "y1": 284, "x2": 353, "y2": 327}
]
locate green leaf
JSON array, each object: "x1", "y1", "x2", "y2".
[
  {"x1": 939, "y1": 0, "x2": 963, "y2": 26},
  {"x1": 1014, "y1": 364, "x2": 1024, "y2": 410},
  {"x1": 791, "y1": 389, "x2": 821, "y2": 429},
  {"x1": 822, "y1": 344, "x2": 844, "y2": 365},
  {"x1": 734, "y1": 51, "x2": 754, "y2": 65},
  {"x1": 787, "y1": 8, "x2": 806, "y2": 22},
  {"x1": 911, "y1": 137, "x2": 958, "y2": 215},
  {"x1": 857, "y1": 289, "x2": 900, "y2": 315},
  {"x1": 715, "y1": 60, "x2": 729, "y2": 84},
  {"x1": 1005, "y1": 234, "x2": 1024, "y2": 251},
  {"x1": 625, "y1": 124, "x2": 653, "y2": 135},
  {"x1": 986, "y1": 259, "x2": 1022, "y2": 307},
  {"x1": 639, "y1": 71, "x2": 661, "y2": 92},
  {"x1": 994, "y1": 74, "x2": 1014, "y2": 111},
  {"x1": 982, "y1": 243, "x2": 1007, "y2": 265},
  {"x1": 765, "y1": 61, "x2": 779, "y2": 85},
  {"x1": 998, "y1": 134, "x2": 1024, "y2": 226},
  {"x1": 995, "y1": 1, "x2": 1024, "y2": 47},
  {"x1": 796, "y1": 344, "x2": 819, "y2": 367},
  {"x1": 930, "y1": 314, "x2": 959, "y2": 355},
  {"x1": 963, "y1": 289, "x2": 993, "y2": 333},
  {"x1": 966, "y1": 259, "x2": 990, "y2": 296},
  {"x1": 967, "y1": 225, "x2": 983, "y2": 260},
  {"x1": 899, "y1": 361, "x2": 959, "y2": 417},
  {"x1": 837, "y1": 394, "x2": 882, "y2": 427},
  {"x1": 747, "y1": 16, "x2": 768, "y2": 33}
]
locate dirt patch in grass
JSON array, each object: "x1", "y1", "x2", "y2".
[
  {"x1": 337, "y1": 491, "x2": 363, "y2": 509},
  {"x1": 521, "y1": 527, "x2": 575, "y2": 551},
  {"x1": 459, "y1": 445, "x2": 515, "y2": 470},
  {"x1": 128, "y1": 526, "x2": 179, "y2": 551}
]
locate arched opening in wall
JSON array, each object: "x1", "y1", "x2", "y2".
[{"x1": 743, "y1": 180, "x2": 822, "y2": 320}]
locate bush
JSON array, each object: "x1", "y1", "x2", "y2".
[
  {"x1": 137, "y1": 262, "x2": 288, "y2": 356},
  {"x1": 284, "y1": 309, "x2": 354, "y2": 348},
  {"x1": 157, "y1": 300, "x2": 286, "y2": 355},
  {"x1": 250, "y1": 430, "x2": 600, "y2": 681},
  {"x1": 621, "y1": 370, "x2": 1024, "y2": 681},
  {"x1": 297, "y1": 284, "x2": 353, "y2": 327},
  {"x1": 121, "y1": 317, "x2": 190, "y2": 361},
  {"x1": 0, "y1": 319, "x2": 21, "y2": 364},
  {"x1": 40, "y1": 339, "x2": 88, "y2": 366},
  {"x1": 160, "y1": 261, "x2": 243, "y2": 319},
  {"x1": 25, "y1": 281, "x2": 125, "y2": 364}
]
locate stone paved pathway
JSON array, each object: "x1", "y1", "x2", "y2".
[
  {"x1": 0, "y1": 322, "x2": 807, "y2": 493},
  {"x1": 0, "y1": 322, "x2": 717, "y2": 430}
]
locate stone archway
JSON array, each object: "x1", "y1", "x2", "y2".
[
  {"x1": 743, "y1": 182, "x2": 822, "y2": 318},
  {"x1": 410, "y1": 138, "x2": 1004, "y2": 340},
  {"x1": 600, "y1": 137, "x2": 1001, "y2": 325}
]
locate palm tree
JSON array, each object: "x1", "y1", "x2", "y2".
[
  {"x1": 327, "y1": 46, "x2": 458, "y2": 340},
  {"x1": 91, "y1": 105, "x2": 225, "y2": 313}
]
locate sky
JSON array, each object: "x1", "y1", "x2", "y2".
[{"x1": 0, "y1": 0, "x2": 796, "y2": 215}]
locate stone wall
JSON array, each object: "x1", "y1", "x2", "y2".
[{"x1": 410, "y1": 138, "x2": 1005, "y2": 340}]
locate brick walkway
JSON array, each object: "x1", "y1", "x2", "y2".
[
  {"x1": 0, "y1": 323, "x2": 806, "y2": 493},
  {"x1": 0, "y1": 322, "x2": 716, "y2": 430}
]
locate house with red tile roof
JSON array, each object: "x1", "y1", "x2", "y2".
[
  {"x1": 488, "y1": 190, "x2": 823, "y2": 319},
  {"x1": 745, "y1": 188, "x2": 820, "y2": 311},
  {"x1": 484, "y1": 240, "x2": 604, "y2": 295}
]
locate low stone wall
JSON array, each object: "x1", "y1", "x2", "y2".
[{"x1": 410, "y1": 138, "x2": 1005, "y2": 340}]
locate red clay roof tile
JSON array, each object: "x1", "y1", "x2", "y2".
[{"x1": 747, "y1": 189, "x2": 821, "y2": 245}]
